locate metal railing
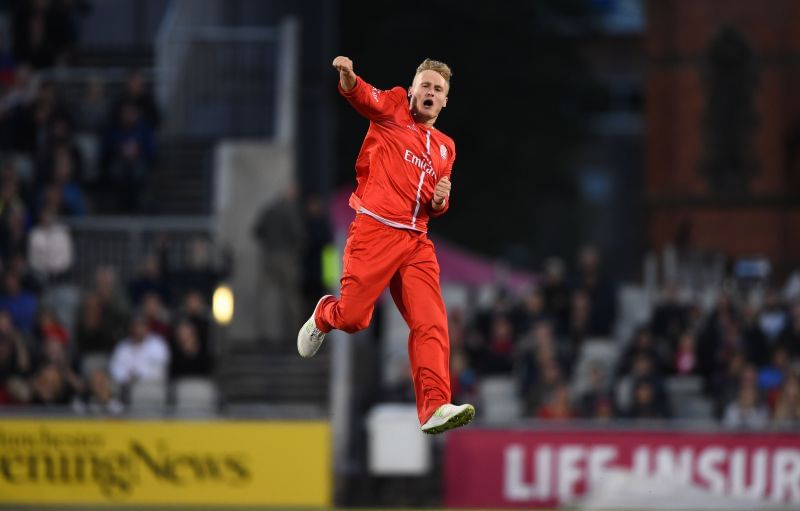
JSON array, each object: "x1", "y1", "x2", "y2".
[
  {"x1": 63, "y1": 215, "x2": 214, "y2": 289},
  {"x1": 155, "y1": 0, "x2": 298, "y2": 140}
]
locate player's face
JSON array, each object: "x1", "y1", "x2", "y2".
[{"x1": 408, "y1": 70, "x2": 448, "y2": 123}]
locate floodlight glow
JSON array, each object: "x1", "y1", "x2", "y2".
[{"x1": 213, "y1": 284, "x2": 234, "y2": 325}]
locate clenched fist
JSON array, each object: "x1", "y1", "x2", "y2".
[
  {"x1": 432, "y1": 176, "x2": 451, "y2": 210},
  {"x1": 332, "y1": 56, "x2": 356, "y2": 91}
]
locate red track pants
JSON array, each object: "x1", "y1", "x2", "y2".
[{"x1": 315, "y1": 213, "x2": 451, "y2": 424}]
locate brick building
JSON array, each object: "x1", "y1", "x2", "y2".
[{"x1": 646, "y1": 0, "x2": 800, "y2": 274}]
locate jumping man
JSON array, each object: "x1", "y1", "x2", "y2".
[{"x1": 297, "y1": 56, "x2": 474, "y2": 434}]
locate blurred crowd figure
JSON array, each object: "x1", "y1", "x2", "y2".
[
  {"x1": 429, "y1": 244, "x2": 800, "y2": 429},
  {"x1": 252, "y1": 187, "x2": 333, "y2": 341},
  {"x1": 0, "y1": 236, "x2": 221, "y2": 414},
  {"x1": 10, "y1": 0, "x2": 91, "y2": 69},
  {"x1": 0, "y1": 4, "x2": 161, "y2": 217}
]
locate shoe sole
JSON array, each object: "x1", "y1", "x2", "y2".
[{"x1": 422, "y1": 404, "x2": 475, "y2": 435}]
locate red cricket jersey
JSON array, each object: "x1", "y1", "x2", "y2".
[{"x1": 339, "y1": 76, "x2": 456, "y2": 233}]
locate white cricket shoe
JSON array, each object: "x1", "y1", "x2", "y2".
[
  {"x1": 297, "y1": 295, "x2": 332, "y2": 358},
  {"x1": 420, "y1": 403, "x2": 475, "y2": 434}
]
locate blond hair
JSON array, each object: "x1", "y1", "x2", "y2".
[{"x1": 415, "y1": 58, "x2": 452, "y2": 84}]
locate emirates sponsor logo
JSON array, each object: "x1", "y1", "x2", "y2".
[{"x1": 404, "y1": 149, "x2": 437, "y2": 179}]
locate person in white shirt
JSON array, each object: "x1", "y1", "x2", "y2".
[
  {"x1": 109, "y1": 315, "x2": 169, "y2": 385},
  {"x1": 28, "y1": 206, "x2": 74, "y2": 278}
]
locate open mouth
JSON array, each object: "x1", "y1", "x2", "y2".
[{"x1": 423, "y1": 99, "x2": 434, "y2": 107}]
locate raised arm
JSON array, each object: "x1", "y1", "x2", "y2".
[
  {"x1": 332, "y1": 55, "x2": 356, "y2": 91},
  {"x1": 332, "y1": 55, "x2": 404, "y2": 121}
]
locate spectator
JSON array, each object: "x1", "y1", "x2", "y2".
[
  {"x1": 109, "y1": 70, "x2": 161, "y2": 130},
  {"x1": 29, "y1": 363, "x2": 71, "y2": 405},
  {"x1": 525, "y1": 358, "x2": 564, "y2": 414},
  {"x1": 39, "y1": 337, "x2": 84, "y2": 397},
  {"x1": 0, "y1": 63, "x2": 38, "y2": 117},
  {"x1": 535, "y1": 383, "x2": 572, "y2": 420},
  {"x1": 484, "y1": 315, "x2": 515, "y2": 374},
  {"x1": 301, "y1": 194, "x2": 333, "y2": 313},
  {"x1": 757, "y1": 345, "x2": 790, "y2": 397},
  {"x1": 36, "y1": 143, "x2": 86, "y2": 216},
  {"x1": 711, "y1": 352, "x2": 747, "y2": 418},
  {"x1": 518, "y1": 320, "x2": 572, "y2": 400},
  {"x1": 34, "y1": 306, "x2": 69, "y2": 347},
  {"x1": 778, "y1": 301, "x2": 800, "y2": 359},
  {"x1": 77, "y1": 367, "x2": 124, "y2": 416},
  {"x1": 0, "y1": 167, "x2": 29, "y2": 265},
  {"x1": 75, "y1": 76, "x2": 108, "y2": 133},
  {"x1": 252, "y1": 184, "x2": 306, "y2": 340},
  {"x1": 542, "y1": 257, "x2": 570, "y2": 332},
  {"x1": 650, "y1": 282, "x2": 690, "y2": 345},
  {"x1": 571, "y1": 244, "x2": 616, "y2": 336},
  {"x1": 566, "y1": 289, "x2": 592, "y2": 349},
  {"x1": 169, "y1": 318, "x2": 212, "y2": 378},
  {"x1": 723, "y1": 383, "x2": 769, "y2": 430},
  {"x1": 617, "y1": 353, "x2": 670, "y2": 418},
  {"x1": 178, "y1": 290, "x2": 210, "y2": 350},
  {"x1": 141, "y1": 291, "x2": 170, "y2": 340},
  {"x1": 577, "y1": 362, "x2": 614, "y2": 419},
  {"x1": 0, "y1": 312, "x2": 30, "y2": 401},
  {"x1": 12, "y1": 0, "x2": 59, "y2": 68},
  {"x1": 758, "y1": 288, "x2": 788, "y2": 343},
  {"x1": 16, "y1": 80, "x2": 71, "y2": 159},
  {"x1": 511, "y1": 287, "x2": 550, "y2": 336},
  {"x1": 616, "y1": 326, "x2": 665, "y2": 377},
  {"x1": 450, "y1": 348, "x2": 477, "y2": 406},
  {"x1": 127, "y1": 254, "x2": 169, "y2": 307},
  {"x1": 698, "y1": 298, "x2": 746, "y2": 387},
  {"x1": 674, "y1": 330, "x2": 699, "y2": 375},
  {"x1": 167, "y1": 237, "x2": 223, "y2": 305},
  {"x1": 109, "y1": 315, "x2": 169, "y2": 386},
  {"x1": 625, "y1": 379, "x2": 670, "y2": 420},
  {"x1": 102, "y1": 102, "x2": 155, "y2": 213},
  {"x1": 75, "y1": 292, "x2": 117, "y2": 355},
  {"x1": 27, "y1": 205, "x2": 74, "y2": 280},
  {"x1": 0, "y1": 270, "x2": 38, "y2": 334},
  {"x1": 92, "y1": 265, "x2": 130, "y2": 341},
  {"x1": 773, "y1": 372, "x2": 800, "y2": 424},
  {"x1": 0, "y1": 38, "x2": 17, "y2": 87},
  {"x1": 741, "y1": 302, "x2": 770, "y2": 366}
]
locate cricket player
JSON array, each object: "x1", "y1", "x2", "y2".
[{"x1": 297, "y1": 56, "x2": 474, "y2": 434}]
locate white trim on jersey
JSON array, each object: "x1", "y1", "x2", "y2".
[
  {"x1": 358, "y1": 207, "x2": 426, "y2": 233},
  {"x1": 410, "y1": 170, "x2": 427, "y2": 228}
]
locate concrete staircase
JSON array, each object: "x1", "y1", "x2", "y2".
[
  {"x1": 217, "y1": 341, "x2": 330, "y2": 408},
  {"x1": 143, "y1": 137, "x2": 214, "y2": 214}
]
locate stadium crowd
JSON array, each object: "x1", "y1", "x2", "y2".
[
  {"x1": 1, "y1": 1, "x2": 159, "y2": 216},
  {"x1": 445, "y1": 245, "x2": 800, "y2": 428},
  {"x1": 0, "y1": 234, "x2": 220, "y2": 413},
  {"x1": 1, "y1": 2, "x2": 798, "y2": 431},
  {"x1": 0, "y1": 2, "x2": 217, "y2": 415}
]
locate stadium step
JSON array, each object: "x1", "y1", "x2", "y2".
[
  {"x1": 216, "y1": 342, "x2": 331, "y2": 407},
  {"x1": 143, "y1": 137, "x2": 214, "y2": 214}
]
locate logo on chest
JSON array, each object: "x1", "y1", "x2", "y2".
[{"x1": 403, "y1": 149, "x2": 437, "y2": 180}]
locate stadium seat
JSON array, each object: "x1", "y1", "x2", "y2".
[
  {"x1": 75, "y1": 133, "x2": 101, "y2": 182},
  {"x1": 478, "y1": 376, "x2": 522, "y2": 423},
  {"x1": 43, "y1": 284, "x2": 82, "y2": 337},
  {"x1": 129, "y1": 380, "x2": 169, "y2": 415},
  {"x1": 174, "y1": 377, "x2": 218, "y2": 416},
  {"x1": 571, "y1": 338, "x2": 619, "y2": 397},
  {"x1": 80, "y1": 353, "x2": 110, "y2": 377},
  {"x1": 665, "y1": 375, "x2": 703, "y2": 396},
  {"x1": 677, "y1": 395, "x2": 714, "y2": 421}
]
